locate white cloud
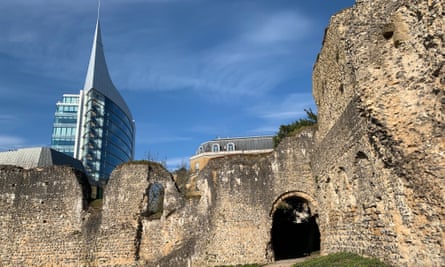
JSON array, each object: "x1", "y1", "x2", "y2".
[
  {"x1": 244, "y1": 11, "x2": 311, "y2": 45},
  {"x1": 0, "y1": 115, "x2": 15, "y2": 121},
  {"x1": 188, "y1": 11, "x2": 311, "y2": 97},
  {"x1": 0, "y1": 135, "x2": 25, "y2": 151},
  {"x1": 247, "y1": 93, "x2": 316, "y2": 121},
  {"x1": 247, "y1": 126, "x2": 279, "y2": 135},
  {"x1": 0, "y1": 114, "x2": 20, "y2": 129},
  {"x1": 165, "y1": 157, "x2": 189, "y2": 170},
  {"x1": 3, "y1": 32, "x2": 37, "y2": 44},
  {"x1": 186, "y1": 125, "x2": 225, "y2": 136},
  {"x1": 140, "y1": 135, "x2": 192, "y2": 145},
  {"x1": 134, "y1": 122, "x2": 193, "y2": 145},
  {"x1": 110, "y1": 7, "x2": 314, "y2": 100}
]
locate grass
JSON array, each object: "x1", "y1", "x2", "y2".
[
  {"x1": 212, "y1": 253, "x2": 390, "y2": 267},
  {"x1": 292, "y1": 252, "x2": 391, "y2": 267},
  {"x1": 216, "y1": 265, "x2": 261, "y2": 267}
]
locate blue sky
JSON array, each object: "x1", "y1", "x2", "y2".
[{"x1": 0, "y1": 0, "x2": 354, "y2": 170}]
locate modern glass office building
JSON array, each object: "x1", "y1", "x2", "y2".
[
  {"x1": 51, "y1": 94, "x2": 80, "y2": 157},
  {"x1": 51, "y1": 18, "x2": 135, "y2": 183}
]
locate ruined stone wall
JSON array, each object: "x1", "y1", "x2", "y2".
[
  {"x1": 312, "y1": 0, "x2": 444, "y2": 266},
  {"x1": 102, "y1": 130, "x2": 316, "y2": 267},
  {"x1": 311, "y1": 98, "x2": 407, "y2": 264},
  {"x1": 0, "y1": 1, "x2": 443, "y2": 266},
  {"x1": 89, "y1": 158, "x2": 276, "y2": 267},
  {"x1": 190, "y1": 154, "x2": 274, "y2": 266},
  {"x1": 95, "y1": 162, "x2": 193, "y2": 266},
  {"x1": 90, "y1": 130, "x2": 316, "y2": 267},
  {"x1": 0, "y1": 165, "x2": 90, "y2": 266},
  {"x1": 188, "y1": 128, "x2": 316, "y2": 266},
  {"x1": 92, "y1": 164, "x2": 148, "y2": 266},
  {"x1": 271, "y1": 128, "x2": 317, "y2": 209},
  {"x1": 0, "y1": 162, "x2": 202, "y2": 267}
]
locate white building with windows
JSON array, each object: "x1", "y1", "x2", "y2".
[{"x1": 189, "y1": 136, "x2": 274, "y2": 172}]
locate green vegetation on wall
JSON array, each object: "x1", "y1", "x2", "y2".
[
  {"x1": 293, "y1": 252, "x2": 391, "y2": 267},
  {"x1": 273, "y1": 108, "x2": 317, "y2": 147},
  {"x1": 216, "y1": 264, "x2": 261, "y2": 267}
]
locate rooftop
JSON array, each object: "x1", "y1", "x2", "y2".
[{"x1": 0, "y1": 147, "x2": 85, "y2": 171}]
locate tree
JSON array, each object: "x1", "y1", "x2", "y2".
[{"x1": 273, "y1": 108, "x2": 317, "y2": 147}]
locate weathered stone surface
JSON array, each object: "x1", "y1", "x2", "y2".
[
  {"x1": 0, "y1": 1, "x2": 443, "y2": 266},
  {"x1": 191, "y1": 153, "x2": 274, "y2": 266},
  {"x1": 0, "y1": 165, "x2": 90, "y2": 266},
  {"x1": 96, "y1": 162, "x2": 190, "y2": 266},
  {"x1": 312, "y1": 1, "x2": 444, "y2": 266}
]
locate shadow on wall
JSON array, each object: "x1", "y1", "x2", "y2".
[{"x1": 271, "y1": 196, "x2": 320, "y2": 260}]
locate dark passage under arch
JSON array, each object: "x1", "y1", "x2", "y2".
[{"x1": 271, "y1": 196, "x2": 320, "y2": 260}]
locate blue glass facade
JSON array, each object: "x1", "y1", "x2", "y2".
[
  {"x1": 51, "y1": 95, "x2": 80, "y2": 157},
  {"x1": 79, "y1": 89, "x2": 135, "y2": 182},
  {"x1": 51, "y1": 18, "x2": 135, "y2": 184}
]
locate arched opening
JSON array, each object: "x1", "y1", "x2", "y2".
[{"x1": 271, "y1": 196, "x2": 320, "y2": 260}]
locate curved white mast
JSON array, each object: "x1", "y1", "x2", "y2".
[
  {"x1": 82, "y1": 0, "x2": 132, "y2": 119},
  {"x1": 97, "y1": 0, "x2": 101, "y2": 20}
]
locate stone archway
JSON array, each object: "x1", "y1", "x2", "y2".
[{"x1": 270, "y1": 192, "x2": 320, "y2": 260}]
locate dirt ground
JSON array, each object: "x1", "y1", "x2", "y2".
[{"x1": 262, "y1": 252, "x2": 320, "y2": 267}]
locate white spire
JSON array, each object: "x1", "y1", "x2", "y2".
[
  {"x1": 83, "y1": 12, "x2": 133, "y2": 120},
  {"x1": 97, "y1": 0, "x2": 101, "y2": 19}
]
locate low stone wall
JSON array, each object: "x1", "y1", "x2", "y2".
[{"x1": 0, "y1": 165, "x2": 89, "y2": 266}]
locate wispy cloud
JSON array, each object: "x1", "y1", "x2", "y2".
[
  {"x1": 247, "y1": 126, "x2": 279, "y2": 135},
  {"x1": 0, "y1": 135, "x2": 26, "y2": 151},
  {"x1": 0, "y1": 1, "x2": 314, "y2": 99},
  {"x1": 242, "y1": 93, "x2": 316, "y2": 136},
  {"x1": 186, "y1": 125, "x2": 223, "y2": 136},
  {"x1": 0, "y1": 0, "x2": 335, "y2": 163},
  {"x1": 138, "y1": 135, "x2": 192, "y2": 145},
  {"x1": 243, "y1": 11, "x2": 310, "y2": 45},
  {"x1": 247, "y1": 93, "x2": 316, "y2": 121},
  {"x1": 189, "y1": 11, "x2": 312, "y2": 97},
  {"x1": 165, "y1": 157, "x2": 189, "y2": 170},
  {"x1": 113, "y1": 7, "x2": 313, "y2": 100},
  {"x1": 0, "y1": 115, "x2": 16, "y2": 121},
  {"x1": 0, "y1": 114, "x2": 20, "y2": 129},
  {"x1": 135, "y1": 122, "x2": 192, "y2": 145}
]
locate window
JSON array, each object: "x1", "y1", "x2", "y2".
[
  {"x1": 212, "y1": 144, "x2": 220, "y2": 152},
  {"x1": 227, "y1": 143, "x2": 235, "y2": 151}
]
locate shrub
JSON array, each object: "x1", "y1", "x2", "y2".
[{"x1": 273, "y1": 108, "x2": 317, "y2": 147}]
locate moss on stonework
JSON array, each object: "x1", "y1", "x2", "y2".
[{"x1": 293, "y1": 252, "x2": 391, "y2": 267}]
